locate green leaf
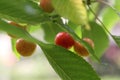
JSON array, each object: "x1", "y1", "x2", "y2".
[
  {"x1": 82, "y1": 22, "x2": 109, "y2": 58},
  {"x1": 114, "y1": 0, "x2": 120, "y2": 10},
  {"x1": 11, "y1": 38, "x2": 20, "y2": 59},
  {"x1": 41, "y1": 22, "x2": 64, "y2": 43},
  {"x1": 51, "y1": 0, "x2": 87, "y2": 25},
  {"x1": 112, "y1": 35, "x2": 120, "y2": 47},
  {"x1": 102, "y1": 0, "x2": 120, "y2": 29},
  {"x1": 102, "y1": 8, "x2": 119, "y2": 30},
  {"x1": 28, "y1": 24, "x2": 42, "y2": 33},
  {"x1": 0, "y1": 19, "x2": 100, "y2": 80},
  {"x1": 41, "y1": 44, "x2": 100, "y2": 80},
  {"x1": 0, "y1": 0, "x2": 49, "y2": 24}
]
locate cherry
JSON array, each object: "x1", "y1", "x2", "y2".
[
  {"x1": 74, "y1": 38, "x2": 94, "y2": 57},
  {"x1": 16, "y1": 38, "x2": 36, "y2": 57},
  {"x1": 55, "y1": 32, "x2": 75, "y2": 49},
  {"x1": 74, "y1": 41, "x2": 89, "y2": 57},
  {"x1": 40, "y1": 0, "x2": 54, "y2": 13},
  {"x1": 83, "y1": 38, "x2": 94, "y2": 48}
]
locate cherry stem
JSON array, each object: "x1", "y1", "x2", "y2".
[
  {"x1": 83, "y1": 0, "x2": 96, "y2": 5},
  {"x1": 89, "y1": 5, "x2": 120, "y2": 48},
  {"x1": 88, "y1": 5, "x2": 112, "y2": 35}
]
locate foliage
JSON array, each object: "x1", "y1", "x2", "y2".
[{"x1": 0, "y1": 0, "x2": 120, "y2": 80}]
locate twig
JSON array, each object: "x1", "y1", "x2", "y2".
[
  {"x1": 96, "y1": 0, "x2": 120, "y2": 17},
  {"x1": 88, "y1": 5, "x2": 112, "y2": 35}
]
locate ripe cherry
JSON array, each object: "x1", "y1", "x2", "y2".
[
  {"x1": 16, "y1": 38, "x2": 36, "y2": 57},
  {"x1": 55, "y1": 32, "x2": 75, "y2": 49},
  {"x1": 74, "y1": 38, "x2": 94, "y2": 57},
  {"x1": 74, "y1": 41, "x2": 89, "y2": 57},
  {"x1": 40, "y1": 0, "x2": 54, "y2": 13}
]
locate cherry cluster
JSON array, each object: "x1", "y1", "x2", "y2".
[
  {"x1": 7, "y1": 0, "x2": 94, "y2": 57},
  {"x1": 55, "y1": 32, "x2": 94, "y2": 57}
]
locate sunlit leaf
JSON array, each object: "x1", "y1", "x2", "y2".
[{"x1": 51, "y1": 0, "x2": 87, "y2": 25}]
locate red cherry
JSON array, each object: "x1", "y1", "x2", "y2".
[
  {"x1": 55, "y1": 32, "x2": 75, "y2": 49},
  {"x1": 74, "y1": 41, "x2": 89, "y2": 57},
  {"x1": 40, "y1": 0, "x2": 54, "y2": 13},
  {"x1": 16, "y1": 38, "x2": 36, "y2": 57}
]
